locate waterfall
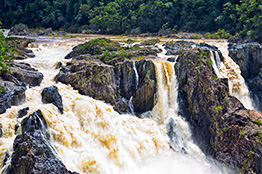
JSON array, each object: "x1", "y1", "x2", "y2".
[
  {"x1": 0, "y1": 38, "x2": 233, "y2": 174},
  {"x1": 209, "y1": 42, "x2": 254, "y2": 110},
  {"x1": 151, "y1": 61, "x2": 204, "y2": 157},
  {"x1": 210, "y1": 51, "x2": 221, "y2": 78},
  {"x1": 133, "y1": 61, "x2": 139, "y2": 90}
]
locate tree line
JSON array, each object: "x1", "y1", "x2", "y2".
[{"x1": 0, "y1": 0, "x2": 261, "y2": 42}]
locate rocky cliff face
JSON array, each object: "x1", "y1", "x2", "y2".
[
  {"x1": 229, "y1": 42, "x2": 262, "y2": 111},
  {"x1": 5, "y1": 110, "x2": 77, "y2": 174},
  {"x1": 175, "y1": 49, "x2": 262, "y2": 173},
  {"x1": 55, "y1": 38, "x2": 158, "y2": 114},
  {"x1": 0, "y1": 62, "x2": 43, "y2": 114},
  {"x1": 55, "y1": 59, "x2": 157, "y2": 114}
]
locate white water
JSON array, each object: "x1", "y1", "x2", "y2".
[
  {"x1": 133, "y1": 61, "x2": 139, "y2": 90},
  {"x1": 0, "y1": 38, "x2": 233, "y2": 174},
  {"x1": 0, "y1": 29, "x2": 10, "y2": 38},
  {"x1": 210, "y1": 51, "x2": 222, "y2": 78},
  {"x1": 209, "y1": 41, "x2": 254, "y2": 109}
]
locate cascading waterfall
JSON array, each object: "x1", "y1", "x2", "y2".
[
  {"x1": 151, "y1": 61, "x2": 204, "y2": 157},
  {"x1": 150, "y1": 60, "x2": 231, "y2": 174},
  {"x1": 128, "y1": 62, "x2": 139, "y2": 114},
  {"x1": 133, "y1": 61, "x2": 139, "y2": 90},
  {"x1": 209, "y1": 42, "x2": 254, "y2": 110},
  {"x1": 210, "y1": 51, "x2": 221, "y2": 78},
  {"x1": 0, "y1": 38, "x2": 233, "y2": 174}
]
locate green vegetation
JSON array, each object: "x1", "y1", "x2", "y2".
[
  {"x1": 254, "y1": 120, "x2": 262, "y2": 126},
  {"x1": 0, "y1": 22, "x2": 12, "y2": 73},
  {"x1": 204, "y1": 29, "x2": 232, "y2": 39},
  {"x1": 125, "y1": 39, "x2": 135, "y2": 44},
  {"x1": 71, "y1": 38, "x2": 156, "y2": 65},
  {"x1": 77, "y1": 38, "x2": 119, "y2": 55},
  {"x1": 141, "y1": 39, "x2": 160, "y2": 45},
  {"x1": 0, "y1": 0, "x2": 261, "y2": 43}
]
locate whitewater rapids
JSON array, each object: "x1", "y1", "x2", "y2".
[{"x1": 0, "y1": 38, "x2": 233, "y2": 174}]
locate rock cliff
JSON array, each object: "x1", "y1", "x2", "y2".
[{"x1": 175, "y1": 48, "x2": 262, "y2": 173}]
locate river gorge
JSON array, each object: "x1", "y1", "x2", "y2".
[{"x1": 0, "y1": 33, "x2": 262, "y2": 174}]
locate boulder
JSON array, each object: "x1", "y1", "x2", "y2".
[
  {"x1": 55, "y1": 60, "x2": 116, "y2": 107},
  {"x1": 0, "y1": 81, "x2": 26, "y2": 114},
  {"x1": 5, "y1": 110, "x2": 77, "y2": 174},
  {"x1": 165, "y1": 41, "x2": 196, "y2": 55},
  {"x1": 7, "y1": 37, "x2": 35, "y2": 59},
  {"x1": 8, "y1": 24, "x2": 29, "y2": 36},
  {"x1": 37, "y1": 28, "x2": 52, "y2": 36},
  {"x1": 55, "y1": 62, "x2": 63, "y2": 69},
  {"x1": 0, "y1": 62, "x2": 43, "y2": 114},
  {"x1": 41, "y1": 86, "x2": 64, "y2": 114},
  {"x1": 17, "y1": 107, "x2": 29, "y2": 118},
  {"x1": 175, "y1": 49, "x2": 262, "y2": 173},
  {"x1": 8, "y1": 62, "x2": 43, "y2": 87}
]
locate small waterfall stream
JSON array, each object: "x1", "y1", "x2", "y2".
[{"x1": 209, "y1": 42, "x2": 254, "y2": 110}]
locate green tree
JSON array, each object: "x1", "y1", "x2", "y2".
[
  {"x1": 0, "y1": 22, "x2": 12, "y2": 72},
  {"x1": 236, "y1": 0, "x2": 262, "y2": 43}
]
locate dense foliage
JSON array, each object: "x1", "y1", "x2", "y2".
[
  {"x1": 0, "y1": 0, "x2": 261, "y2": 42},
  {"x1": 0, "y1": 22, "x2": 12, "y2": 73}
]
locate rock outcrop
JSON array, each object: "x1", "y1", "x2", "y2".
[
  {"x1": 55, "y1": 59, "x2": 157, "y2": 114},
  {"x1": 41, "y1": 86, "x2": 64, "y2": 114},
  {"x1": 55, "y1": 38, "x2": 158, "y2": 114},
  {"x1": 175, "y1": 49, "x2": 262, "y2": 173},
  {"x1": 55, "y1": 60, "x2": 116, "y2": 108},
  {"x1": 5, "y1": 110, "x2": 77, "y2": 174},
  {"x1": 8, "y1": 24, "x2": 30, "y2": 36},
  {"x1": 229, "y1": 42, "x2": 262, "y2": 111},
  {"x1": 7, "y1": 37, "x2": 35, "y2": 60},
  {"x1": 8, "y1": 62, "x2": 43, "y2": 87},
  {"x1": 0, "y1": 62, "x2": 43, "y2": 114}
]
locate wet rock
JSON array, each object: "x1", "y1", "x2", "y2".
[
  {"x1": 7, "y1": 37, "x2": 35, "y2": 59},
  {"x1": 115, "y1": 98, "x2": 130, "y2": 114},
  {"x1": 55, "y1": 60, "x2": 116, "y2": 107},
  {"x1": 37, "y1": 28, "x2": 52, "y2": 36},
  {"x1": 116, "y1": 61, "x2": 138, "y2": 99},
  {"x1": 167, "y1": 57, "x2": 176, "y2": 62},
  {"x1": 57, "y1": 39, "x2": 158, "y2": 114},
  {"x1": 229, "y1": 42, "x2": 262, "y2": 80},
  {"x1": 165, "y1": 41, "x2": 196, "y2": 55},
  {"x1": 8, "y1": 62, "x2": 43, "y2": 87},
  {"x1": 0, "y1": 62, "x2": 42, "y2": 114},
  {"x1": 0, "y1": 123, "x2": 2, "y2": 137},
  {"x1": 41, "y1": 86, "x2": 64, "y2": 114},
  {"x1": 8, "y1": 24, "x2": 29, "y2": 36},
  {"x1": 0, "y1": 81, "x2": 26, "y2": 114},
  {"x1": 7, "y1": 110, "x2": 77, "y2": 174},
  {"x1": 132, "y1": 60, "x2": 157, "y2": 113},
  {"x1": 175, "y1": 49, "x2": 262, "y2": 173},
  {"x1": 17, "y1": 107, "x2": 29, "y2": 118},
  {"x1": 228, "y1": 42, "x2": 262, "y2": 111},
  {"x1": 55, "y1": 62, "x2": 63, "y2": 69}
]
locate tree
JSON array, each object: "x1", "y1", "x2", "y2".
[
  {"x1": 236, "y1": 0, "x2": 262, "y2": 43},
  {"x1": 0, "y1": 22, "x2": 11, "y2": 72}
]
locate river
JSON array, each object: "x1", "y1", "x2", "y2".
[{"x1": 0, "y1": 34, "x2": 244, "y2": 173}]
